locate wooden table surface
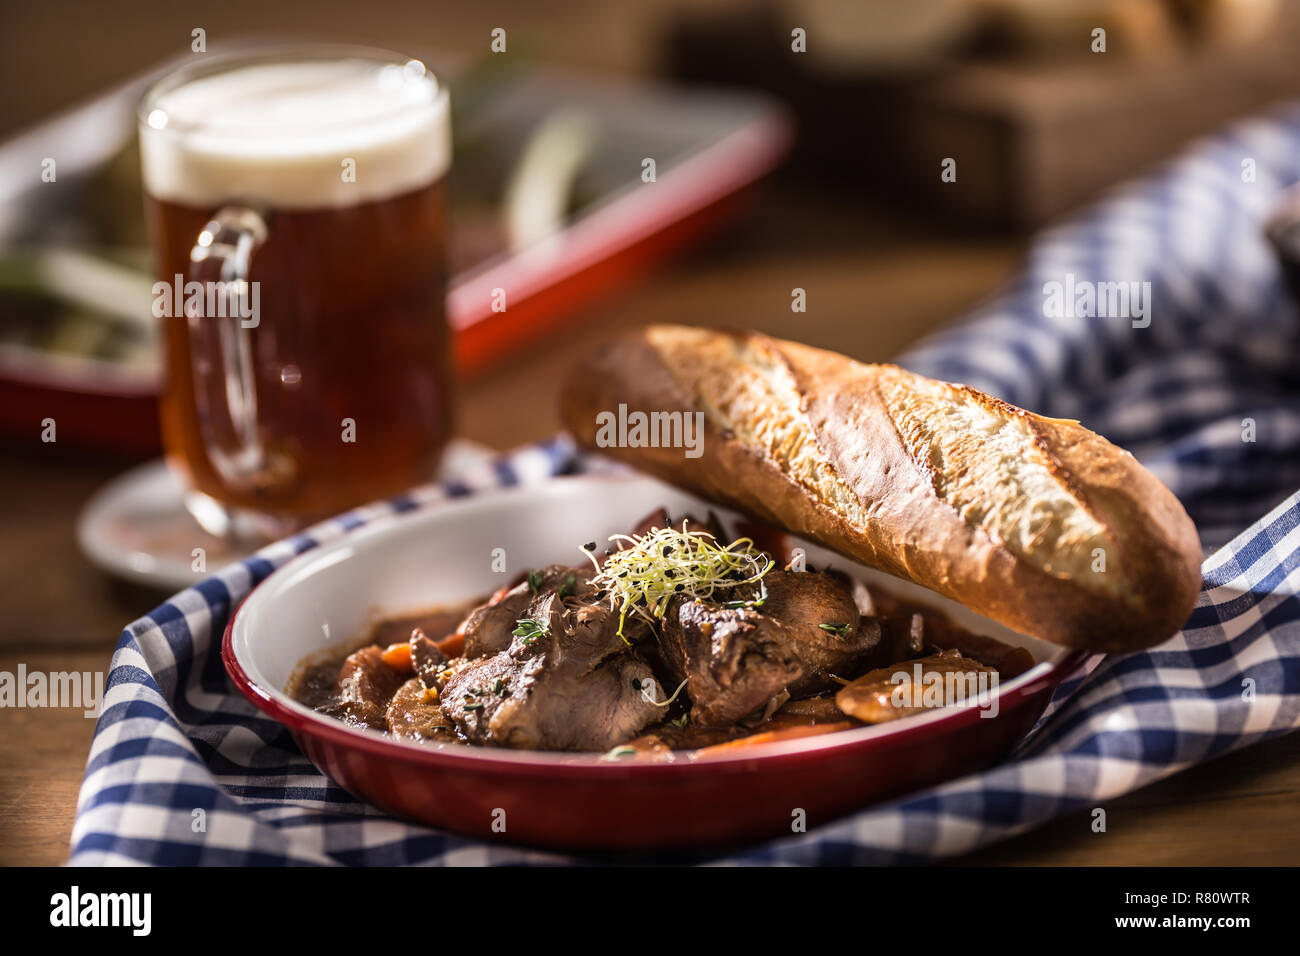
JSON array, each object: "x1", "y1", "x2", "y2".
[{"x1": 2, "y1": 185, "x2": 1297, "y2": 866}]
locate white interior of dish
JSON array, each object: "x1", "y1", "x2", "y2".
[{"x1": 231, "y1": 473, "x2": 1069, "y2": 742}]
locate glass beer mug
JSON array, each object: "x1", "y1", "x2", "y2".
[{"x1": 138, "y1": 46, "x2": 453, "y2": 538}]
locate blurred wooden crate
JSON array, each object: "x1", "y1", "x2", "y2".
[
  {"x1": 665, "y1": 4, "x2": 1300, "y2": 228},
  {"x1": 902, "y1": 45, "x2": 1300, "y2": 226}
]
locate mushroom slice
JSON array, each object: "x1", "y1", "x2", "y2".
[{"x1": 836, "y1": 649, "x2": 999, "y2": 724}]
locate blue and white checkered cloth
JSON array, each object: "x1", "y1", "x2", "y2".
[{"x1": 72, "y1": 104, "x2": 1300, "y2": 865}]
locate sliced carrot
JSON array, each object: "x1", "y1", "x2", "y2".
[
  {"x1": 435, "y1": 632, "x2": 465, "y2": 658},
  {"x1": 380, "y1": 641, "x2": 414, "y2": 673},
  {"x1": 695, "y1": 721, "x2": 856, "y2": 757}
]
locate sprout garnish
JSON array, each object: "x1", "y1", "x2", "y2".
[{"x1": 581, "y1": 522, "x2": 774, "y2": 641}]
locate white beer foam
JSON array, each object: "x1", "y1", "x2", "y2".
[{"x1": 140, "y1": 59, "x2": 450, "y2": 208}]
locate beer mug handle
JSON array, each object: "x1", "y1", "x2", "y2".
[{"x1": 187, "y1": 206, "x2": 275, "y2": 492}]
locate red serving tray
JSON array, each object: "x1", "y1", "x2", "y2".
[{"x1": 0, "y1": 58, "x2": 792, "y2": 454}]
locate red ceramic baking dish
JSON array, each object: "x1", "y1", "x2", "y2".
[{"x1": 223, "y1": 472, "x2": 1087, "y2": 852}]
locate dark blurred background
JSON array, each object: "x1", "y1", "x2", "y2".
[{"x1": 7, "y1": 0, "x2": 1300, "y2": 218}]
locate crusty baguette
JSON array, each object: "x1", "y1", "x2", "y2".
[{"x1": 559, "y1": 325, "x2": 1202, "y2": 652}]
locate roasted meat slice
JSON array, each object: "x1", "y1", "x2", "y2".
[
  {"x1": 386, "y1": 677, "x2": 460, "y2": 742},
  {"x1": 659, "y1": 569, "x2": 881, "y2": 726},
  {"x1": 770, "y1": 570, "x2": 881, "y2": 693},
  {"x1": 459, "y1": 565, "x2": 574, "y2": 658},
  {"x1": 660, "y1": 601, "x2": 799, "y2": 727},
  {"x1": 441, "y1": 570, "x2": 663, "y2": 750},
  {"x1": 410, "y1": 628, "x2": 449, "y2": 689},
  {"x1": 335, "y1": 645, "x2": 407, "y2": 729}
]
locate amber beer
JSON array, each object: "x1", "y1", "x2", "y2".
[{"x1": 138, "y1": 48, "x2": 452, "y2": 536}]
